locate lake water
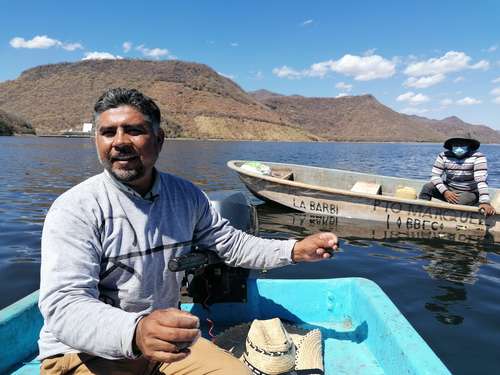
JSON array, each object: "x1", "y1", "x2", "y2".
[{"x1": 1, "y1": 137, "x2": 500, "y2": 374}]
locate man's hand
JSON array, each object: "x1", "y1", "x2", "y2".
[
  {"x1": 134, "y1": 308, "x2": 200, "y2": 363},
  {"x1": 292, "y1": 232, "x2": 338, "y2": 262},
  {"x1": 443, "y1": 191, "x2": 459, "y2": 204},
  {"x1": 479, "y1": 203, "x2": 496, "y2": 216}
]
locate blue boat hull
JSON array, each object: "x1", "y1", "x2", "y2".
[{"x1": 1, "y1": 278, "x2": 450, "y2": 374}]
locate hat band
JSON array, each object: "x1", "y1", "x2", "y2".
[{"x1": 246, "y1": 337, "x2": 294, "y2": 357}]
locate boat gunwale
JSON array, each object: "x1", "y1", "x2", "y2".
[{"x1": 227, "y1": 160, "x2": 485, "y2": 214}]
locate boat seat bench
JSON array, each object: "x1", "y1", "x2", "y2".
[
  {"x1": 350, "y1": 181, "x2": 382, "y2": 195},
  {"x1": 271, "y1": 168, "x2": 293, "y2": 180}
]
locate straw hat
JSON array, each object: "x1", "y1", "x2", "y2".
[{"x1": 214, "y1": 318, "x2": 324, "y2": 375}]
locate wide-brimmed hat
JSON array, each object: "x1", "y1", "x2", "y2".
[
  {"x1": 214, "y1": 318, "x2": 324, "y2": 375},
  {"x1": 443, "y1": 137, "x2": 480, "y2": 151}
]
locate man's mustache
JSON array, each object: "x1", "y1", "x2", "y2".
[{"x1": 110, "y1": 152, "x2": 139, "y2": 161}]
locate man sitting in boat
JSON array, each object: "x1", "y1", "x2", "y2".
[
  {"x1": 37, "y1": 88, "x2": 338, "y2": 375},
  {"x1": 418, "y1": 137, "x2": 496, "y2": 216}
]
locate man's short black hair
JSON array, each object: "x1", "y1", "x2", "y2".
[{"x1": 93, "y1": 88, "x2": 161, "y2": 131}]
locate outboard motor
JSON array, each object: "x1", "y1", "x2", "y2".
[{"x1": 168, "y1": 191, "x2": 255, "y2": 306}]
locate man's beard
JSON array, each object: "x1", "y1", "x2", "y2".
[{"x1": 99, "y1": 155, "x2": 145, "y2": 182}]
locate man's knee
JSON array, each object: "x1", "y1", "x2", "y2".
[
  {"x1": 457, "y1": 191, "x2": 478, "y2": 206},
  {"x1": 419, "y1": 182, "x2": 436, "y2": 200},
  {"x1": 158, "y1": 338, "x2": 251, "y2": 375}
]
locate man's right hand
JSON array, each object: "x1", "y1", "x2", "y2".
[
  {"x1": 443, "y1": 191, "x2": 460, "y2": 204},
  {"x1": 134, "y1": 308, "x2": 200, "y2": 363}
]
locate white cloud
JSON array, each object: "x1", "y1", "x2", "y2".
[
  {"x1": 272, "y1": 65, "x2": 303, "y2": 79},
  {"x1": 254, "y1": 70, "x2": 264, "y2": 80},
  {"x1": 82, "y1": 51, "x2": 123, "y2": 60},
  {"x1": 492, "y1": 77, "x2": 500, "y2": 83},
  {"x1": 490, "y1": 87, "x2": 500, "y2": 96},
  {"x1": 471, "y1": 60, "x2": 490, "y2": 70},
  {"x1": 11, "y1": 35, "x2": 58, "y2": 48},
  {"x1": 218, "y1": 72, "x2": 235, "y2": 79},
  {"x1": 335, "y1": 82, "x2": 353, "y2": 91},
  {"x1": 456, "y1": 97, "x2": 481, "y2": 105},
  {"x1": 61, "y1": 43, "x2": 83, "y2": 51},
  {"x1": 440, "y1": 99, "x2": 453, "y2": 106},
  {"x1": 404, "y1": 74, "x2": 445, "y2": 88},
  {"x1": 404, "y1": 51, "x2": 489, "y2": 77},
  {"x1": 485, "y1": 45, "x2": 498, "y2": 53},
  {"x1": 10, "y1": 35, "x2": 82, "y2": 51},
  {"x1": 123, "y1": 41, "x2": 132, "y2": 53},
  {"x1": 309, "y1": 54, "x2": 396, "y2": 80},
  {"x1": 493, "y1": 97, "x2": 500, "y2": 104},
  {"x1": 136, "y1": 45, "x2": 169, "y2": 59},
  {"x1": 300, "y1": 19, "x2": 313, "y2": 26},
  {"x1": 273, "y1": 54, "x2": 395, "y2": 81},
  {"x1": 453, "y1": 76, "x2": 464, "y2": 83},
  {"x1": 230, "y1": 42, "x2": 239, "y2": 47},
  {"x1": 401, "y1": 107, "x2": 429, "y2": 115},
  {"x1": 396, "y1": 92, "x2": 430, "y2": 105},
  {"x1": 336, "y1": 93, "x2": 349, "y2": 98}
]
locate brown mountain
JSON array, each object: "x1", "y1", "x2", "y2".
[
  {"x1": 0, "y1": 60, "x2": 316, "y2": 141},
  {"x1": 415, "y1": 116, "x2": 500, "y2": 142},
  {"x1": 249, "y1": 92, "x2": 500, "y2": 143},
  {"x1": 0, "y1": 109, "x2": 35, "y2": 136},
  {"x1": 1, "y1": 59, "x2": 498, "y2": 142}
]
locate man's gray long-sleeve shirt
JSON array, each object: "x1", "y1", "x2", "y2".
[{"x1": 38, "y1": 170, "x2": 296, "y2": 360}]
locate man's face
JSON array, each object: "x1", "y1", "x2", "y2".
[{"x1": 95, "y1": 105, "x2": 164, "y2": 190}]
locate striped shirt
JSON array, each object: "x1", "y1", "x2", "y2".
[{"x1": 431, "y1": 151, "x2": 490, "y2": 203}]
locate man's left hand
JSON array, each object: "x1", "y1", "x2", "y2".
[
  {"x1": 479, "y1": 203, "x2": 496, "y2": 216},
  {"x1": 291, "y1": 232, "x2": 338, "y2": 262}
]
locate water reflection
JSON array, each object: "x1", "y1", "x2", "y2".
[
  {"x1": 426, "y1": 286, "x2": 467, "y2": 325},
  {"x1": 256, "y1": 203, "x2": 495, "y2": 285}
]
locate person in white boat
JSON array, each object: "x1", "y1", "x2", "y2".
[
  {"x1": 37, "y1": 88, "x2": 338, "y2": 375},
  {"x1": 418, "y1": 137, "x2": 496, "y2": 216}
]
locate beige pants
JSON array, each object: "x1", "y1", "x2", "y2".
[{"x1": 40, "y1": 338, "x2": 250, "y2": 375}]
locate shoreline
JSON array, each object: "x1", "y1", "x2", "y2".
[{"x1": 5, "y1": 134, "x2": 500, "y2": 145}]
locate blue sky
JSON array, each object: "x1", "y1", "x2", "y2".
[{"x1": 1, "y1": 1, "x2": 500, "y2": 128}]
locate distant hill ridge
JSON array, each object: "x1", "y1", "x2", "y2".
[
  {"x1": 0, "y1": 60, "x2": 313, "y2": 140},
  {"x1": 248, "y1": 90, "x2": 500, "y2": 143},
  {"x1": 0, "y1": 59, "x2": 498, "y2": 142}
]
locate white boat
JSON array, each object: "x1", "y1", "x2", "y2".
[{"x1": 228, "y1": 160, "x2": 500, "y2": 241}]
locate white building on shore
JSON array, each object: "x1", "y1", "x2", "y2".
[{"x1": 82, "y1": 123, "x2": 93, "y2": 132}]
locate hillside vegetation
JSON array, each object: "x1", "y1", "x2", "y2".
[
  {"x1": 249, "y1": 92, "x2": 500, "y2": 143},
  {"x1": 0, "y1": 59, "x2": 498, "y2": 142},
  {"x1": 0, "y1": 60, "x2": 315, "y2": 140}
]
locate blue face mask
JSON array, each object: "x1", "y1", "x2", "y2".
[{"x1": 452, "y1": 145, "x2": 469, "y2": 157}]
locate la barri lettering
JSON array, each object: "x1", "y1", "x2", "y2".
[{"x1": 293, "y1": 198, "x2": 339, "y2": 215}]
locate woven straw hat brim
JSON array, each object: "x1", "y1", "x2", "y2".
[
  {"x1": 214, "y1": 320, "x2": 323, "y2": 374},
  {"x1": 291, "y1": 330, "x2": 324, "y2": 372}
]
